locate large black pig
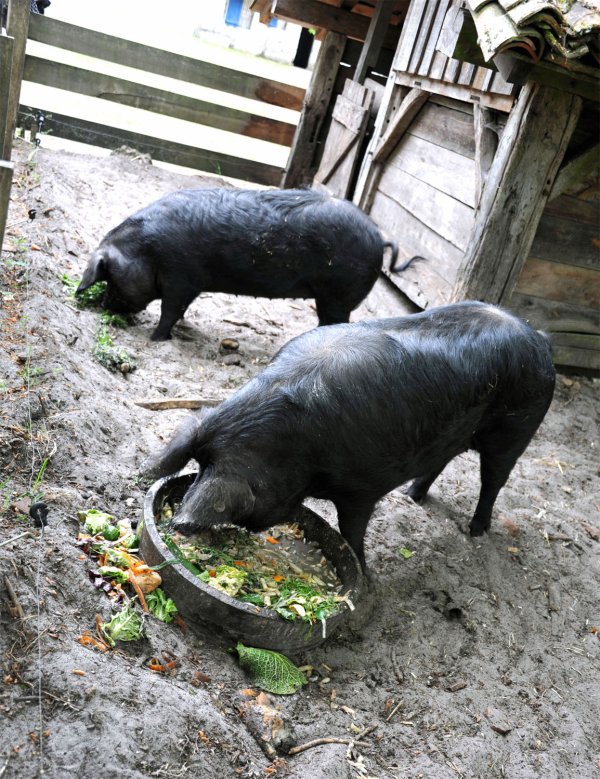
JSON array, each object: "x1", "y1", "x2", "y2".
[
  {"x1": 76, "y1": 187, "x2": 403, "y2": 341},
  {"x1": 143, "y1": 302, "x2": 555, "y2": 568}
]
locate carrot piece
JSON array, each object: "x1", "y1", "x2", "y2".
[
  {"x1": 128, "y1": 570, "x2": 148, "y2": 612},
  {"x1": 273, "y1": 575, "x2": 284, "y2": 582},
  {"x1": 265, "y1": 536, "x2": 279, "y2": 544}
]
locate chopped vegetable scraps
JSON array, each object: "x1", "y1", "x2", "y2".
[
  {"x1": 100, "y1": 604, "x2": 144, "y2": 647},
  {"x1": 235, "y1": 642, "x2": 308, "y2": 695},
  {"x1": 146, "y1": 588, "x2": 178, "y2": 623},
  {"x1": 158, "y1": 503, "x2": 347, "y2": 626},
  {"x1": 78, "y1": 509, "x2": 113, "y2": 536}
]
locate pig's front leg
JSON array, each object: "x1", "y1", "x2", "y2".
[
  {"x1": 151, "y1": 294, "x2": 195, "y2": 341},
  {"x1": 334, "y1": 495, "x2": 376, "y2": 572}
]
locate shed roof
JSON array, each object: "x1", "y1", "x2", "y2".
[{"x1": 467, "y1": 0, "x2": 600, "y2": 65}]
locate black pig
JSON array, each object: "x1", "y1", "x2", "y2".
[
  {"x1": 77, "y1": 187, "x2": 402, "y2": 341},
  {"x1": 143, "y1": 302, "x2": 555, "y2": 568}
]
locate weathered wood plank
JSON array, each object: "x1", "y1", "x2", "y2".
[
  {"x1": 386, "y1": 131, "x2": 477, "y2": 208},
  {"x1": 19, "y1": 108, "x2": 283, "y2": 186},
  {"x1": 27, "y1": 14, "x2": 304, "y2": 110},
  {"x1": 418, "y1": 0, "x2": 452, "y2": 77},
  {"x1": 494, "y1": 52, "x2": 600, "y2": 102},
  {"x1": 22, "y1": 55, "x2": 296, "y2": 147},
  {"x1": 372, "y1": 88, "x2": 429, "y2": 164},
  {"x1": 543, "y1": 195, "x2": 599, "y2": 227},
  {"x1": 509, "y1": 291, "x2": 600, "y2": 335},
  {"x1": 0, "y1": 161, "x2": 14, "y2": 252},
  {"x1": 283, "y1": 31, "x2": 345, "y2": 188},
  {"x1": 378, "y1": 165, "x2": 474, "y2": 253},
  {"x1": 550, "y1": 332, "x2": 600, "y2": 372},
  {"x1": 370, "y1": 189, "x2": 464, "y2": 286},
  {"x1": 452, "y1": 83, "x2": 582, "y2": 303},
  {"x1": 529, "y1": 210, "x2": 600, "y2": 270},
  {"x1": 394, "y1": 0, "x2": 428, "y2": 73},
  {"x1": 270, "y1": 0, "x2": 400, "y2": 49},
  {"x1": 394, "y1": 71, "x2": 515, "y2": 112},
  {"x1": 373, "y1": 89, "x2": 429, "y2": 163},
  {"x1": 473, "y1": 104, "x2": 499, "y2": 204},
  {"x1": 407, "y1": 0, "x2": 439, "y2": 75},
  {"x1": 408, "y1": 100, "x2": 476, "y2": 158},
  {"x1": 354, "y1": 0, "x2": 396, "y2": 84},
  {"x1": 3, "y1": 0, "x2": 30, "y2": 160},
  {"x1": 0, "y1": 34, "x2": 15, "y2": 158},
  {"x1": 550, "y1": 142, "x2": 600, "y2": 201},
  {"x1": 515, "y1": 258, "x2": 600, "y2": 310}
]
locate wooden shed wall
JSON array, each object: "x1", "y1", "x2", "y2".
[{"x1": 369, "y1": 94, "x2": 477, "y2": 307}]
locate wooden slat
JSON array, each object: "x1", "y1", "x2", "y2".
[
  {"x1": 386, "y1": 132, "x2": 477, "y2": 208},
  {"x1": 529, "y1": 210, "x2": 599, "y2": 271},
  {"x1": 22, "y1": 55, "x2": 296, "y2": 147},
  {"x1": 0, "y1": 160, "x2": 14, "y2": 251},
  {"x1": 270, "y1": 0, "x2": 400, "y2": 49},
  {"x1": 19, "y1": 108, "x2": 283, "y2": 186},
  {"x1": 415, "y1": 100, "x2": 475, "y2": 160},
  {"x1": 494, "y1": 52, "x2": 600, "y2": 102},
  {"x1": 408, "y1": 0, "x2": 439, "y2": 75},
  {"x1": 550, "y1": 143, "x2": 600, "y2": 201},
  {"x1": 283, "y1": 31, "x2": 346, "y2": 188},
  {"x1": 474, "y1": 104, "x2": 498, "y2": 204},
  {"x1": 370, "y1": 189, "x2": 464, "y2": 286},
  {"x1": 452, "y1": 83, "x2": 582, "y2": 303},
  {"x1": 394, "y1": 71, "x2": 515, "y2": 112},
  {"x1": 515, "y1": 258, "x2": 600, "y2": 309},
  {"x1": 550, "y1": 332, "x2": 600, "y2": 372},
  {"x1": 354, "y1": 0, "x2": 396, "y2": 84},
  {"x1": 3, "y1": 0, "x2": 30, "y2": 160},
  {"x1": 372, "y1": 88, "x2": 429, "y2": 164},
  {"x1": 394, "y1": 0, "x2": 428, "y2": 73},
  {"x1": 509, "y1": 291, "x2": 600, "y2": 335},
  {"x1": 0, "y1": 34, "x2": 15, "y2": 158},
  {"x1": 543, "y1": 195, "x2": 599, "y2": 227},
  {"x1": 27, "y1": 14, "x2": 304, "y2": 110},
  {"x1": 378, "y1": 165, "x2": 474, "y2": 252},
  {"x1": 418, "y1": 0, "x2": 452, "y2": 77}
]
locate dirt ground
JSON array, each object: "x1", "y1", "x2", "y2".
[{"x1": 1, "y1": 139, "x2": 599, "y2": 779}]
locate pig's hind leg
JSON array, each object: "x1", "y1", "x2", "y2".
[
  {"x1": 405, "y1": 466, "x2": 447, "y2": 503},
  {"x1": 335, "y1": 495, "x2": 377, "y2": 571},
  {"x1": 469, "y1": 415, "x2": 544, "y2": 536}
]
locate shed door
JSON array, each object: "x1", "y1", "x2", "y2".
[{"x1": 313, "y1": 80, "x2": 374, "y2": 199}]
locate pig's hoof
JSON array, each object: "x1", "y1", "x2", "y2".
[
  {"x1": 405, "y1": 486, "x2": 426, "y2": 503},
  {"x1": 150, "y1": 332, "x2": 171, "y2": 342},
  {"x1": 469, "y1": 522, "x2": 489, "y2": 537}
]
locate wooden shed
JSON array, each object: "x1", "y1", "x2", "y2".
[{"x1": 254, "y1": 0, "x2": 600, "y2": 372}]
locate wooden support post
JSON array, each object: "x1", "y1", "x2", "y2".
[
  {"x1": 0, "y1": 33, "x2": 15, "y2": 159},
  {"x1": 451, "y1": 82, "x2": 582, "y2": 304},
  {"x1": 473, "y1": 102, "x2": 499, "y2": 205},
  {"x1": 3, "y1": 0, "x2": 30, "y2": 161},
  {"x1": 0, "y1": 160, "x2": 15, "y2": 252},
  {"x1": 282, "y1": 31, "x2": 346, "y2": 188},
  {"x1": 354, "y1": 0, "x2": 395, "y2": 85}
]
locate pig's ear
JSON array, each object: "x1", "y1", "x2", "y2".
[
  {"x1": 76, "y1": 250, "x2": 108, "y2": 293},
  {"x1": 181, "y1": 472, "x2": 255, "y2": 522},
  {"x1": 141, "y1": 416, "x2": 203, "y2": 483}
]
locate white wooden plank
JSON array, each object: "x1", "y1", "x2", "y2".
[
  {"x1": 378, "y1": 165, "x2": 474, "y2": 252},
  {"x1": 387, "y1": 132, "x2": 477, "y2": 208}
]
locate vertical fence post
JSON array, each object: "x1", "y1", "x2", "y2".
[
  {"x1": 0, "y1": 31, "x2": 15, "y2": 158},
  {"x1": 0, "y1": 160, "x2": 14, "y2": 252},
  {"x1": 3, "y1": 0, "x2": 31, "y2": 160}
]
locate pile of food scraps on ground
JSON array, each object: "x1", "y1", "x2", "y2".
[
  {"x1": 75, "y1": 508, "x2": 179, "y2": 650},
  {"x1": 158, "y1": 501, "x2": 354, "y2": 629}
]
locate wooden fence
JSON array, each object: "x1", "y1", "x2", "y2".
[{"x1": 1, "y1": 0, "x2": 306, "y2": 248}]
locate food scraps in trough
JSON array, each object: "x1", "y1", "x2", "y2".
[{"x1": 158, "y1": 501, "x2": 355, "y2": 631}]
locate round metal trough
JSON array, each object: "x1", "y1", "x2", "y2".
[{"x1": 139, "y1": 472, "x2": 364, "y2": 654}]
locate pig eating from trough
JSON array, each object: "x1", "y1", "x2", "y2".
[
  {"x1": 143, "y1": 302, "x2": 556, "y2": 569},
  {"x1": 76, "y1": 187, "x2": 402, "y2": 341}
]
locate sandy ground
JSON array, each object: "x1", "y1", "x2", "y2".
[{"x1": 1, "y1": 140, "x2": 599, "y2": 779}]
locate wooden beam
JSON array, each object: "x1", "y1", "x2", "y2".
[
  {"x1": 393, "y1": 71, "x2": 515, "y2": 112},
  {"x1": 270, "y1": 0, "x2": 400, "y2": 49},
  {"x1": 27, "y1": 14, "x2": 304, "y2": 111},
  {"x1": 19, "y1": 108, "x2": 284, "y2": 186},
  {"x1": 473, "y1": 103, "x2": 499, "y2": 205},
  {"x1": 494, "y1": 51, "x2": 600, "y2": 102},
  {"x1": 550, "y1": 142, "x2": 600, "y2": 201},
  {"x1": 282, "y1": 31, "x2": 346, "y2": 188},
  {"x1": 0, "y1": 35, "x2": 15, "y2": 159},
  {"x1": 3, "y1": 0, "x2": 30, "y2": 160},
  {"x1": 354, "y1": 0, "x2": 395, "y2": 84},
  {"x1": 0, "y1": 160, "x2": 14, "y2": 252},
  {"x1": 22, "y1": 55, "x2": 296, "y2": 147},
  {"x1": 372, "y1": 87, "x2": 429, "y2": 164},
  {"x1": 452, "y1": 82, "x2": 583, "y2": 304}
]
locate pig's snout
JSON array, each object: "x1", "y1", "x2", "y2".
[{"x1": 168, "y1": 509, "x2": 202, "y2": 536}]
